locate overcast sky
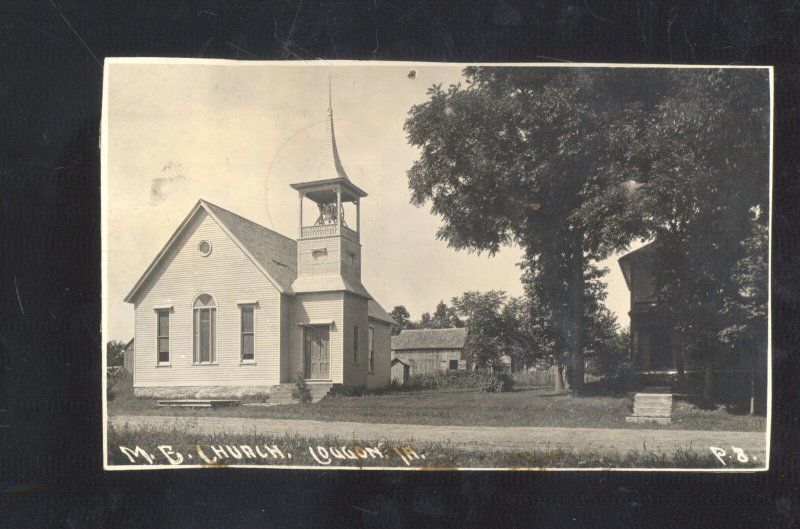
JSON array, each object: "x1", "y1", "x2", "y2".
[{"x1": 102, "y1": 60, "x2": 638, "y2": 342}]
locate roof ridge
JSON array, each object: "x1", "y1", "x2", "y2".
[{"x1": 201, "y1": 199, "x2": 297, "y2": 244}]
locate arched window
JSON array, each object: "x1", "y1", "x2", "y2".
[{"x1": 193, "y1": 294, "x2": 216, "y2": 364}]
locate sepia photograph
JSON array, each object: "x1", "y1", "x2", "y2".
[{"x1": 102, "y1": 60, "x2": 771, "y2": 471}]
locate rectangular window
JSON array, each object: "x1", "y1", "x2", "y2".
[
  {"x1": 157, "y1": 310, "x2": 170, "y2": 364},
  {"x1": 368, "y1": 326, "x2": 375, "y2": 374},
  {"x1": 353, "y1": 324, "x2": 359, "y2": 362},
  {"x1": 241, "y1": 306, "x2": 254, "y2": 362},
  {"x1": 449, "y1": 360, "x2": 459, "y2": 370}
]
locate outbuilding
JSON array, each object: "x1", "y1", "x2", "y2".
[{"x1": 390, "y1": 328, "x2": 469, "y2": 375}]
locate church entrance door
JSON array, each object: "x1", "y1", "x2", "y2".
[{"x1": 303, "y1": 325, "x2": 330, "y2": 380}]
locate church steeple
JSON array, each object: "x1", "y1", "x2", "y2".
[
  {"x1": 313, "y1": 79, "x2": 351, "y2": 182},
  {"x1": 289, "y1": 84, "x2": 369, "y2": 293}
]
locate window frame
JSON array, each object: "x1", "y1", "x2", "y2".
[
  {"x1": 353, "y1": 324, "x2": 359, "y2": 363},
  {"x1": 239, "y1": 304, "x2": 256, "y2": 364},
  {"x1": 156, "y1": 309, "x2": 171, "y2": 366},
  {"x1": 368, "y1": 325, "x2": 375, "y2": 374},
  {"x1": 193, "y1": 294, "x2": 217, "y2": 365}
]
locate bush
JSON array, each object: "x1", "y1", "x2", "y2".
[
  {"x1": 482, "y1": 373, "x2": 514, "y2": 393},
  {"x1": 291, "y1": 373, "x2": 313, "y2": 404},
  {"x1": 406, "y1": 370, "x2": 514, "y2": 393}
]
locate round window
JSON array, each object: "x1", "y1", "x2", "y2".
[{"x1": 198, "y1": 240, "x2": 212, "y2": 256}]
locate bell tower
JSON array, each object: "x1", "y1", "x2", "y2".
[{"x1": 290, "y1": 86, "x2": 369, "y2": 295}]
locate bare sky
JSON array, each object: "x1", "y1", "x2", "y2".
[{"x1": 103, "y1": 60, "x2": 637, "y2": 342}]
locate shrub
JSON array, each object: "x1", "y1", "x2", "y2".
[
  {"x1": 482, "y1": 372, "x2": 514, "y2": 393},
  {"x1": 405, "y1": 370, "x2": 514, "y2": 393},
  {"x1": 291, "y1": 373, "x2": 313, "y2": 404}
]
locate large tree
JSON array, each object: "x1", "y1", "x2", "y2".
[
  {"x1": 451, "y1": 291, "x2": 508, "y2": 367},
  {"x1": 620, "y1": 69, "x2": 770, "y2": 405},
  {"x1": 405, "y1": 67, "x2": 650, "y2": 392}
]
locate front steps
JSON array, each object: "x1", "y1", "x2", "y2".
[
  {"x1": 267, "y1": 381, "x2": 333, "y2": 405},
  {"x1": 626, "y1": 387, "x2": 673, "y2": 424}
]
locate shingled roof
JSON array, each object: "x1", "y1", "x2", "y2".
[
  {"x1": 368, "y1": 300, "x2": 396, "y2": 325},
  {"x1": 203, "y1": 201, "x2": 298, "y2": 292},
  {"x1": 391, "y1": 328, "x2": 469, "y2": 351},
  {"x1": 125, "y1": 199, "x2": 393, "y2": 321}
]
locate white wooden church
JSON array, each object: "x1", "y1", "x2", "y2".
[{"x1": 124, "y1": 100, "x2": 395, "y2": 400}]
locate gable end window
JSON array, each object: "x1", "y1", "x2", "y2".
[
  {"x1": 156, "y1": 309, "x2": 170, "y2": 364},
  {"x1": 240, "y1": 305, "x2": 255, "y2": 362},
  {"x1": 193, "y1": 294, "x2": 217, "y2": 364},
  {"x1": 368, "y1": 326, "x2": 375, "y2": 374},
  {"x1": 353, "y1": 324, "x2": 359, "y2": 362}
]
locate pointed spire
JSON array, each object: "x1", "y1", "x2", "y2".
[{"x1": 313, "y1": 78, "x2": 350, "y2": 182}]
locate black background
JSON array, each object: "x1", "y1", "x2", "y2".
[{"x1": 1, "y1": 1, "x2": 799, "y2": 527}]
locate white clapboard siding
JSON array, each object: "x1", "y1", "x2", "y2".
[
  {"x1": 133, "y1": 210, "x2": 282, "y2": 388},
  {"x1": 340, "y1": 238, "x2": 361, "y2": 282},
  {"x1": 298, "y1": 237, "x2": 341, "y2": 276},
  {"x1": 367, "y1": 320, "x2": 392, "y2": 389},
  {"x1": 342, "y1": 293, "x2": 369, "y2": 388},
  {"x1": 280, "y1": 294, "x2": 292, "y2": 383},
  {"x1": 290, "y1": 292, "x2": 343, "y2": 383}
]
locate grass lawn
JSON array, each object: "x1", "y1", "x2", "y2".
[
  {"x1": 108, "y1": 376, "x2": 766, "y2": 432},
  {"x1": 107, "y1": 423, "x2": 755, "y2": 469}
]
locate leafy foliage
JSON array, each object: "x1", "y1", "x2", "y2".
[
  {"x1": 291, "y1": 373, "x2": 313, "y2": 404},
  {"x1": 405, "y1": 67, "x2": 769, "y2": 402},
  {"x1": 620, "y1": 69, "x2": 770, "y2": 404},
  {"x1": 404, "y1": 68, "x2": 659, "y2": 390},
  {"x1": 405, "y1": 369, "x2": 514, "y2": 393},
  {"x1": 389, "y1": 305, "x2": 411, "y2": 335},
  {"x1": 107, "y1": 340, "x2": 126, "y2": 367}
]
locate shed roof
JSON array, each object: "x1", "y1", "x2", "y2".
[
  {"x1": 368, "y1": 300, "x2": 396, "y2": 325},
  {"x1": 391, "y1": 328, "x2": 469, "y2": 351}
]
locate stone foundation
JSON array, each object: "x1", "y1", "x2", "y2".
[{"x1": 134, "y1": 385, "x2": 272, "y2": 400}]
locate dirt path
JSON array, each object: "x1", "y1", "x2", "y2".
[{"x1": 110, "y1": 415, "x2": 768, "y2": 462}]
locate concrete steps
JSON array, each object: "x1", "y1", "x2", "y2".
[
  {"x1": 626, "y1": 389, "x2": 673, "y2": 424},
  {"x1": 267, "y1": 382, "x2": 333, "y2": 405}
]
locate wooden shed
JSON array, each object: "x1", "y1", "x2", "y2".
[
  {"x1": 122, "y1": 338, "x2": 135, "y2": 376},
  {"x1": 390, "y1": 356, "x2": 411, "y2": 386},
  {"x1": 390, "y1": 328, "x2": 469, "y2": 375}
]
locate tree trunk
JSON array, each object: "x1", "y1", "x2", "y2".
[
  {"x1": 703, "y1": 349, "x2": 715, "y2": 408},
  {"x1": 553, "y1": 363, "x2": 563, "y2": 392},
  {"x1": 570, "y1": 230, "x2": 585, "y2": 395}
]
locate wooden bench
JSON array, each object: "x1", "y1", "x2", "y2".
[{"x1": 156, "y1": 399, "x2": 239, "y2": 408}]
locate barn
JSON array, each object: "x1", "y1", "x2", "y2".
[{"x1": 390, "y1": 328, "x2": 469, "y2": 375}]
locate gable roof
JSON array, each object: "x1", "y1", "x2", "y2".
[
  {"x1": 124, "y1": 200, "x2": 396, "y2": 315},
  {"x1": 391, "y1": 356, "x2": 411, "y2": 366},
  {"x1": 391, "y1": 328, "x2": 469, "y2": 351},
  {"x1": 618, "y1": 241, "x2": 659, "y2": 290},
  {"x1": 368, "y1": 300, "x2": 396, "y2": 325},
  {"x1": 203, "y1": 201, "x2": 297, "y2": 292},
  {"x1": 124, "y1": 200, "x2": 297, "y2": 303}
]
